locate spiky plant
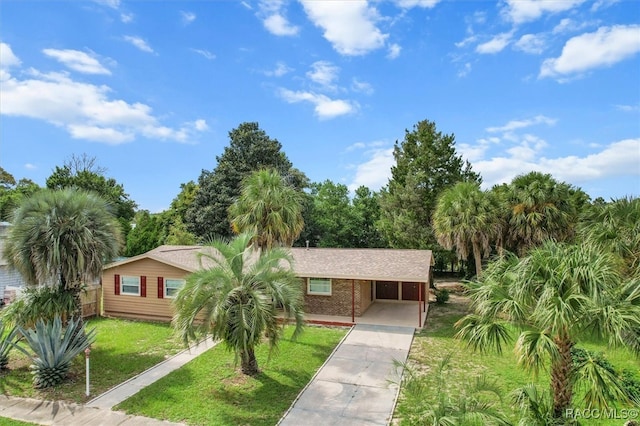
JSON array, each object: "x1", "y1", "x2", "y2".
[
  {"x1": 14, "y1": 315, "x2": 96, "y2": 388},
  {"x1": 0, "y1": 320, "x2": 18, "y2": 370}
]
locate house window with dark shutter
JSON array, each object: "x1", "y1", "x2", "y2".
[
  {"x1": 120, "y1": 276, "x2": 141, "y2": 296},
  {"x1": 164, "y1": 278, "x2": 185, "y2": 299}
]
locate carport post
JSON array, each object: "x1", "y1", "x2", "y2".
[
  {"x1": 418, "y1": 282, "x2": 422, "y2": 327},
  {"x1": 351, "y1": 279, "x2": 355, "y2": 323}
]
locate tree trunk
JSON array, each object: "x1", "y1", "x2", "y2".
[
  {"x1": 472, "y1": 240, "x2": 483, "y2": 278},
  {"x1": 240, "y1": 347, "x2": 259, "y2": 376},
  {"x1": 551, "y1": 336, "x2": 574, "y2": 419}
]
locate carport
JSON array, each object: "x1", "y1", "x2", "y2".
[{"x1": 304, "y1": 299, "x2": 429, "y2": 329}]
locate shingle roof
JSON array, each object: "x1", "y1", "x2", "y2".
[{"x1": 104, "y1": 245, "x2": 432, "y2": 282}]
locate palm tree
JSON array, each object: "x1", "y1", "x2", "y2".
[
  {"x1": 432, "y1": 182, "x2": 503, "y2": 277},
  {"x1": 172, "y1": 232, "x2": 304, "y2": 376},
  {"x1": 456, "y1": 241, "x2": 639, "y2": 420},
  {"x1": 3, "y1": 188, "x2": 122, "y2": 321},
  {"x1": 578, "y1": 196, "x2": 640, "y2": 275},
  {"x1": 505, "y1": 172, "x2": 585, "y2": 255},
  {"x1": 229, "y1": 168, "x2": 304, "y2": 251}
]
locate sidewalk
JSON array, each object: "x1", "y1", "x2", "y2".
[
  {"x1": 0, "y1": 337, "x2": 217, "y2": 425},
  {"x1": 278, "y1": 323, "x2": 415, "y2": 426}
]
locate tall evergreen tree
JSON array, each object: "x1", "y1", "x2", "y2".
[
  {"x1": 186, "y1": 122, "x2": 307, "y2": 240},
  {"x1": 377, "y1": 119, "x2": 480, "y2": 250}
]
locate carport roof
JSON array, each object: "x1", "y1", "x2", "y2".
[{"x1": 104, "y1": 245, "x2": 433, "y2": 283}]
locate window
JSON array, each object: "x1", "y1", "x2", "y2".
[
  {"x1": 164, "y1": 278, "x2": 184, "y2": 298},
  {"x1": 308, "y1": 278, "x2": 331, "y2": 296},
  {"x1": 121, "y1": 276, "x2": 140, "y2": 296}
]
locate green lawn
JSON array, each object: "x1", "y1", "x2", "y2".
[
  {"x1": 1, "y1": 317, "x2": 183, "y2": 403},
  {"x1": 115, "y1": 325, "x2": 347, "y2": 426},
  {"x1": 0, "y1": 418, "x2": 38, "y2": 426},
  {"x1": 394, "y1": 294, "x2": 639, "y2": 425}
]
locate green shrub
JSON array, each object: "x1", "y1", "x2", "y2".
[
  {"x1": 1, "y1": 286, "x2": 76, "y2": 328},
  {"x1": 0, "y1": 320, "x2": 18, "y2": 370},
  {"x1": 14, "y1": 316, "x2": 96, "y2": 388},
  {"x1": 434, "y1": 288, "x2": 450, "y2": 305}
]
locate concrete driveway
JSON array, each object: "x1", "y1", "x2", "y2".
[{"x1": 278, "y1": 324, "x2": 415, "y2": 426}]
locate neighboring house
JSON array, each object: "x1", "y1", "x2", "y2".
[
  {"x1": 101, "y1": 245, "x2": 433, "y2": 324},
  {"x1": 0, "y1": 222, "x2": 29, "y2": 305}
]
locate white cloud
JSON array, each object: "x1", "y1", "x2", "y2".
[
  {"x1": 475, "y1": 138, "x2": 640, "y2": 188},
  {"x1": 514, "y1": 34, "x2": 546, "y2": 54},
  {"x1": 181, "y1": 11, "x2": 196, "y2": 25},
  {"x1": 615, "y1": 104, "x2": 640, "y2": 112},
  {"x1": 93, "y1": 0, "x2": 120, "y2": 8},
  {"x1": 457, "y1": 62, "x2": 472, "y2": 77},
  {"x1": 552, "y1": 18, "x2": 591, "y2": 35},
  {"x1": 387, "y1": 43, "x2": 401, "y2": 59},
  {"x1": 0, "y1": 46, "x2": 205, "y2": 145},
  {"x1": 540, "y1": 25, "x2": 640, "y2": 79},
  {"x1": 347, "y1": 147, "x2": 394, "y2": 192},
  {"x1": 24, "y1": 163, "x2": 37, "y2": 170},
  {"x1": 486, "y1": 115, "x2": 557, "y2": 133},
  {"x1": 192, "y1": 119, "x2": 209, "y2": 131},
  {"x1": 42, "y1": 49, "x2": 111, "y2": 75},
  {"x1": 190, "y1": 48, "x2": 216, "y2": 60},
  {"x1": 264, "y1": 61, "x2": 293, "y2": 77},
  {"x1": 591, "y1": 0, "x2": 620, "y2": 11},
  {"x1": 476, "y1": 31, "x2": 513, "y2": 54},
  {"x1": 301, "y1": 1, "x2": 388, "y2": 56},
  {"x1": 345, "y1": 142, "x2": 366, "y2": 152},
  {"x1": 0, "y1": 42, "x2": 21, "y2": 80},
  {"x1": 306, "y1": 61, "x2": 339, "y2": 89},
  {"x1": 501, "y1": 0, "x2": 586, "y2": 25},
  {"x1": 263, "y1": 13, "x2": 300, "y2": 36},
  {"x1": 120, "y1": 13, "x2": 134, "y2": 23},
  {"x1": 278, "y1": 88, "x2": 358, "y2": 119},
  {"x1": 395, "y1": 0, "x2": 440, "y2": 8},
  {"x1": 123, "y1": 36, "x2": 154, "y2": 53},
  {"x1": 455, "y1": 35, "x2": 477, "y2": 48},
  {"x1": 259, "y1": 0, "x2": 299, "y2": 36},
  {"x1": 351, "y1": 78, "x2": 374, "y2": 95}
]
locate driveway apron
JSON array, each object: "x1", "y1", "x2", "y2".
[{"x1": 278, "y1": 323, "x2": 415, "y2": 426}]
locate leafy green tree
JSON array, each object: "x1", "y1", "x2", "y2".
[
  {"x1": 307, "y1": 180, "x2": 357, "y2": 247},
  {"x1": 0, "y1": 167, "x2": 40, "y2": 221},
  {"x1": 46, "y1": 154, "x2": 136, "y2": 245},
  {"x1": 377, "y1": 119, "x2": 480, "y2": 250},
  {"x1": 579, "y1": 196, "x2": 640, "y2": 275},
  {"x1": 3, "y1": 188, "x2": 122, "y2": 320},
  {"x1": 229, "y1": 169, "x2": 304, "y2": 251},
  {"x1": 125, "y1": 210, "x2": 164, "y2": 256},
  {"x1": 173, "y1": 232, "x2": 304, "y2": 376},
  {"x1": 504, "y1": 172, "x2": 587, "y2": 255},
  {"x1": 456, "y1": 241, "x2": 639, "y2": 420},
  {"x1": 0, "y1": 173, "x2": 40, "y2": 221},
  {"x1": 433, "y1": 182, "x2": 504, "y2": 277},
  {"x1": 163, "y1": 216, "x2": 197, "y2": 245},
  {"x1": 186, "y1": 122, "x2": 307, "y2": 240},
  {"x1": 352, "y1": 186, "x2": 386, "y2": 248}
]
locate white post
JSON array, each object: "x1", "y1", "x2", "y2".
[{"x1": 85, "y1": 346, "x2": 91, "y2": 397}]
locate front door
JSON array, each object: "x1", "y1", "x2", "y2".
[{"x1": 376, "y1": 281, "x2": 398, "y2": 300}]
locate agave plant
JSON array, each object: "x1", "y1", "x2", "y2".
[
  {"x1": 14, "y1": 315, "x2": 96, "y2": 388},
  {"x1": 0, "y1": 320, "x2": 19, "y2": 370}
]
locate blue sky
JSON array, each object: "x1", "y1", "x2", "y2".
[{"x1": 1, "y1": 0, "x2": 639, "y2": 212}]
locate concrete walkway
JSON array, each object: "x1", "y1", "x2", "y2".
[
  {"x1": 0, "y1": 337, "x2": 217, "y2": 425},
  {"x1": 278, "y1": 323, "x2": 415, "y2": 426}
]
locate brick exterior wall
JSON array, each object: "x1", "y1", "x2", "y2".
[{"x1": 303, "y1": 278, "x2": 372, "y2": 317}]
